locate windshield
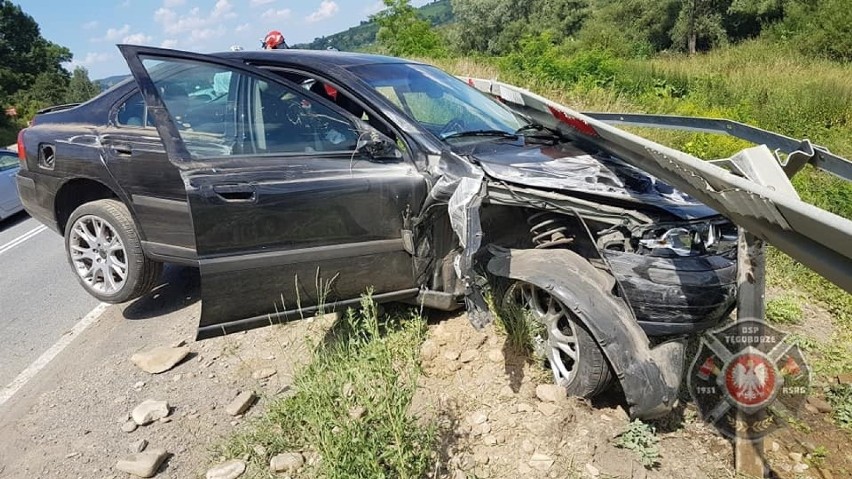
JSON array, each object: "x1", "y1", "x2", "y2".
[{"x1": 348, "y1": 63, "x2": 526, "y2": 140}]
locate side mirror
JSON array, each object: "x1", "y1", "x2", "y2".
[{"x1": 356, "y1": 128, "x2": 403, "y2": 161}]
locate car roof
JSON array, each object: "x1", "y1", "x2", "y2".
[{"x1": 213, "y1": 49, "x2": 421, "y2": 69}]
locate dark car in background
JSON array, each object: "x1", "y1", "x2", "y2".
[{"x1": 15, "y1": 46, "x2": 738, "y2": 419}]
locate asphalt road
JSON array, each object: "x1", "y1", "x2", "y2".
[{"x1": 0, "y1": 212, "x2": 100, "y2": 387}]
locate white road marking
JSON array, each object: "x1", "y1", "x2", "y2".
[
  {"x1": 0, "y1": 302, "x2": 110, "y2": 407},
  {"x1": 0, "y1": 225, "x2": 48, "y2": 256}
]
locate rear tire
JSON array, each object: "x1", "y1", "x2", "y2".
[
  {"x1": 503, "y1": 281, "x2": 612, "y2": 398},
  {"x1": 64, "y1": 199, "x2": 162, "y2": 303}
]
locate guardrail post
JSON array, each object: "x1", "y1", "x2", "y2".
[{"x1": 734, "y1": 229, "x2": 767, "y2": 477}]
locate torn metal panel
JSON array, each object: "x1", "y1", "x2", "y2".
[
  {"x1": 486, "y1": 246, "x2": 684, "y2": 419},
  {"x1": 462, "y1": 77, "x2": 852, "y2": 293}
]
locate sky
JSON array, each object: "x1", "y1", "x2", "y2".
[{"x1": 17, "y1": 0, "x2": 432, "y2": 80}]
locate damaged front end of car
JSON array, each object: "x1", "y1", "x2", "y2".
[{"x1": 408, "y1": 99, "x2": 743, "y2": 420}]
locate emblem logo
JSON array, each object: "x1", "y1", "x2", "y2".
[{"x1": 688, "y1": 319, "x2": 809, "y2": 441}]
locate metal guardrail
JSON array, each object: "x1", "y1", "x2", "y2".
[
  {"x1": 583, "y1": 113, "x2": 852, "y2": 181},
  {"x1": 464, "y1": 77, "x2": 852, "y2": 293}
]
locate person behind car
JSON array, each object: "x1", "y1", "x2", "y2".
[{"x1": 262, "y1": 30, "x2": 289, "y2": 50}]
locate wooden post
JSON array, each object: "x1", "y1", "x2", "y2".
[{"x1": 734, "y1": 229, "x2": 766, "y2": 477}]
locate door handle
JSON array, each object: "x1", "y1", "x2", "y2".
[
  {"x1": 106, "y1": 142, "x2": 132, "y2": 156},
  {"x1": 212, "y1": 183, "x2": 256, "y2": 202}
]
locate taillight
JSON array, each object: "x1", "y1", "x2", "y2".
[{"x1": 17, "y1": 129, "x2": 26, "y2": 164}]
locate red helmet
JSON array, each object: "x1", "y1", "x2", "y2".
[{"x1": 263, "y1": 30, "x2": 286, "y2": 49}]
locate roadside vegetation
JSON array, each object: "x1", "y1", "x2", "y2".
[
  {"x1": 0, "y1": 1, "x2": 101, "y2": 144},
  {"x1": 221, "y1": 294, "x2": 434, "y2": 478}
]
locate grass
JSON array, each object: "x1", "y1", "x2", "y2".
[
  {"x1": 766, "y1": 296, "x2": 804, "y2": 325},
  {"x1": 614, "y1": 420, "x2": 661, "y2": 469},
  {"x1": 825, "y1": 384, "x2": 852, "y2": 431},
  {"x1": 221, "y1": 293, "x2": 434, "y2": 478}
]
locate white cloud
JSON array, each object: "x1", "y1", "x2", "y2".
[
  {"x1": 306, "y1": 0, "x2": 339, "y2": 23},
  {"x1": 82, "y1": 20, "x2": 99, "y2": 30},
  {"x1": 68, "y1": 52, "x2": 112, "y2": 70},
  {"x1": 261, "y1": 8, "x2": 292, "y2": 20},
  {"x1": 250, "y1": 0, "x2": 274, "y2": 6},
  {"x1": 235, "y1": 23, "x2": 251, "y2": 33},
  {"x1": 154, "y1": 2, "x2": 235, "y2": 42},
  {"x1": 163, "y1": 0, "x2": 185, "y2": 6},
  {"x1": 93, "y1": 24, "x2": 130, "y2": 42},
  {"x1": 122, "y1": 32, "x2": 153, "y2": 45},
  {"x1": 364, "y1": 1, "x2": 385, "y2": 15},
  {"x1": 161, "y1": 39, "x2": 179, "y2": 48},
  {"x1": 120, "y1": 0, "x2": 131, "y2": 7}
]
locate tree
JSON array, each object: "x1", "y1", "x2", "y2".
[
  {"x1": 65, "y1": 67, "x2": 102, "y2": 104},
  {"x1": 373, "y1": 0, "x2": 445, "y2": 57},
  {"x1": 672, "y1": 0, "x2": 729, "y2": 54},
  {"x1": 0, "y1": 1, "x2": 71, "y2": 100}
]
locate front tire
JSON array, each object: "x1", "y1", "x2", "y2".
[
  {"x1": 503, "y1": 281, "x2": 612, "y2": 398},
  {"x1": 64, "y1": 199, "x2": 162, "y2": 303}
]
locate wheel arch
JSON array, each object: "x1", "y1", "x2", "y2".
[
  {"x1": 485, "y1": 246, "x2": 685, "y2": 419},
  {"x1": 55, "y1": 178, "x2": 125, "y2": 234}
]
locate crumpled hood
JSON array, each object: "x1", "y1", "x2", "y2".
[{"x1": 464, "y1": 140, "x2": 719, "y2": 220}]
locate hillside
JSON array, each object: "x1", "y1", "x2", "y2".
[{"x1": 293, "y1": 0, "x2": 452, "y2": 51}]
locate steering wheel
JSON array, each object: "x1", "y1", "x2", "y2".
[{"x1": 439, "y1": 118, "x2": 466, "y2": 138}]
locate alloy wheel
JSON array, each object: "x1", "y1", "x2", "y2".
[
  {"x1": 68, "y1": 214, "x2": 128, "y2": 295},
  {"x1": 514, "y1": 283, "x2": 581, "y2": 387}
]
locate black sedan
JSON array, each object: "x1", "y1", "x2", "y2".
[{"x1": 15, "y1": 46, "x2": 738, "y2": 418}]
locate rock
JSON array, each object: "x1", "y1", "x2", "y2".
[
  {"x1": 517, "y1": 403, "x2": 534, "y2": 413},
  {"x1": 806, "y1": 396, "x2": 833, "y2": 413},
  {"x1": 158, "y1": 417, "x2": 172, "y2": 424},
  {"x1": 483, "y1": 434, "x2": 497, "y2": 446},
  {"x1": 518, "y1": 462, "x2": 533, "y2": 474},
  {"x1": 225, "y1": 392, "x2": 257, "y2": 416},
  {"x1": 804, "y1": 403, "x2": 820, "y2": 414},
  {"x1": 251, "y1": 368, "x2": 276, "y2": 380},
  {"x1": 446, "y1": 362, "x2": 462, "y2": 372},
  {"x1": 348, "y1": 406, "x2": 366, "y2": 420},
  {"x1": 451, "y1": 471, "x2": 466, "y2": 479},
  {"x1": 837, "y1": 373, "x2": 852, "y2": 385},
  {"x1": 342, "y1": 382, "x2": 354, "y2": 397},
  {"x1": 131, "y1": 346, "x2": 190, "y2": 374},
  {"x1": 474, "y1": 451, "x2": 490, "y2": 465},
  {"x1": 538, "y1": 402, "x2": 559, "y2": 416},
  {"x1": 252, "y1": 445, "x2": 267, "y2": 457},
  {"x1": 133, "y1": 381, "x2": 146, "y2": 389},
  {"x1": 793, "y1": 463, "x2": 809, "y2": 473},
  {"x1": 771, "y1": 441, "x2": 781, "y2": 453},
  {"x1": 269, "y1": 452, "x2": 304, "y2": 473},
  {"x1": 474, "y1": 422, "x2": 492, "y2": 435},
  {"x1": 459, "y1": 350, "x2": 478, "y2": 363},
  {"x1": 115, "y1": 448, "x2": 168, "y2": 478},
  {"x1": 130, "y1": 439, "x2": 148, "y2": 453},
  {"x1": 420, "y1": 340, "x2": 438, "y2": 361},
  {"x1": 468, "y1": 410, "x2": 488, "y2": 425},
  {"x1": 131, "y1": 400, "x2": 170, "y2": 426},
  {"x1": 498, "y1": 385, "x2": 515, "y2": 397},
  {"x1": 788, "y1": 452, "x2": 803, "y2": 463},
  {"x1": 536, "y1": 384, "x2": 565, "y2": 403},
  {"x1": 206, "y1": 459, "x2": 246, "y2": 479},
  {"x1": 585, "y1": 463, "x2": 600, "y2": 477},
  {"x1": 121, "y1": 420, "x2": 138, "y2": 433},
  {"x1": 521, "y1": 440, "x2": 536, "y2": 454},
  {"x1": 456, "y1": 453, "x2": 475, "y2": 471},
  {"x1": 444, "y1": 350, "x2": 460, "y2": 361},
  {"x1": 487, "y1": 349, "x2": 504, "y2": 363},
  {"x1": 529, "y1": 453, "x2": 555, "y2": 472}
]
